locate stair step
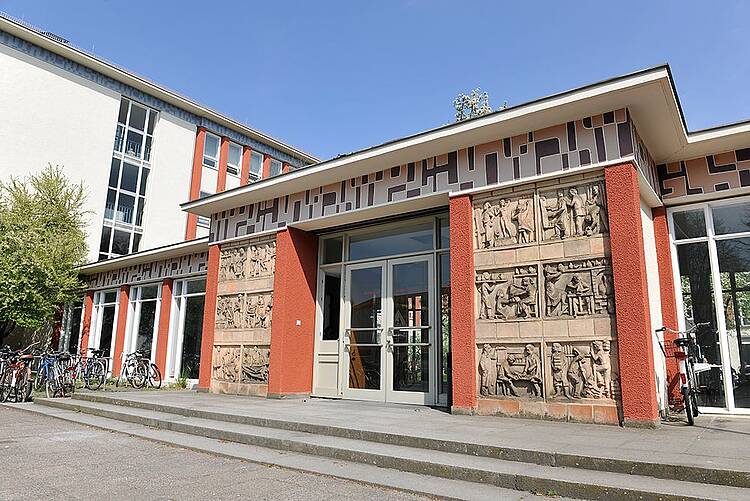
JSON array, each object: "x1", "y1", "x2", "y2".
[
  {"x1": 29, "y1": 397, "x2": 750, "y2": 501},
  {"x1": 69, "y1": 391, "x2": 750, "y2": 489}
]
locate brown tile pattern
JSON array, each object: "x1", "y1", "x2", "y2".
[{"x1": 659, "y1": 147, "x2": 750, "y2": 199}]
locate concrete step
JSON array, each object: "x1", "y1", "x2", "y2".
[
  {"x1": 69, "y1": 391, "x2": 750, "y2": 489},
  {"x1": 28, "y1": 397, "x2": 750, "y2": 501}
]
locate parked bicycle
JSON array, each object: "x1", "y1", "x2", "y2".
[
  {"x1": 66, "y1": 348, "x2": 109, "y2": 391},
  {"x1": 116, "y1": 351, "x2": 161, "y2": 389},
  {"x1": 656, "y1": 322, "x2": 712, "y2": 425},
  {"x1": 0, "y1": 342, "x2": 39, "y2": 403},
  {"x1": 34, "y1": 351, "x2": 75, "y2": 398}
]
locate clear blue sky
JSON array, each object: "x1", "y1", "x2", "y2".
[{"x1": 2, "y1": 0, "x2": 748, "y2": 160}]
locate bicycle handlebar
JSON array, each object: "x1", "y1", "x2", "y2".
[{"x1": 656, "y1": 322, "x2": 711, "y2": 335}]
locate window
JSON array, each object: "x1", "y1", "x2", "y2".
[
  {"x1": 91, "y1": 290, "x2": 119, "y2": 368},
  {"x1": 203, "y1": 133, "x2": 220, "y2": 169},
  {"x1": 125, "y1": 284, "x2": 161, "y2": 364},
  {"x1": 60, "y1": 302, "x2": 83, "y2": 354},
  {"x1": 197, "y1": 191, "x2": 212, "y2": 229},
  {"x1": 100, "y1": 97, "x2": 156, "y2": 260},
  {"x1": 167, "y1": 278, "x2": 206, "y2": 380},
  {"x1": 269, "y1": 158, "x2": 282, "y2": 177},
  {"x1": 249, "y1": 151, "x2": 263, "y2": 182},
  {"x1": 227, "y1": 143, "x2": 242, "y2": 177}
]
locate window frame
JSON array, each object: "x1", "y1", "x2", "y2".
[{"x1": 202, "y1": 132, "x2": 221, "y2": 170}]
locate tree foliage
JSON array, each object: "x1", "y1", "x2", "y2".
[
  {"x1": 0, "y1": 166, "x2": 88, "y2": 342},
  {"x1": 453, "y1": 88, "x2": 507, "y2": 122}
]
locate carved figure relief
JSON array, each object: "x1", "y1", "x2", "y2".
[
  {"x1": 213, "y1": 346, "x2": 241, "y2": 382},
  {"x1": 474, "y1": 196, "x2": 535, "y2": 249},
  {"x1": 476, "y1": 266, "x2": 538, "y2": 320},
  {"x1": 248, "y1": 242, "x2": 276, "y2": 278},
  {"x1": 241, "y1": 346, "x2": 270, "y2": 384},
  {"x1": 478, "y1": 343, "x2": 543, "y2": 398},
  {"x1": 216, "y1": 292, "x2": 273, "y2": 330},
  {"x1": 539, "y1": 182, "x2": 608, "y2": 241},
  {"x1": 219, "y1": 247, "x2": 247, "y2": 281},
  {"x1": 543, "y1": 259, "x2": 614, "y2": 318},
  {"x1": 547, "y1": 340, "x2": 615, "y2": 400}
]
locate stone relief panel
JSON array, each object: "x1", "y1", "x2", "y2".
[
  {"x1": 473, "y1": 194, "x2": 535, "y2": 249},
  {"x1": 216, "y1": 292, "x2": 273, "y2": 330},
  {"x1": 538, "y1": 180, "x2": 608, "y2": 241},
  {"x1": 476, "y1": 266, "x2": 538, "y2": 320},
  {"x1": 213, "y1": 345, "x2": 270, "y2": 385},
  {"x1": 219, "y1": 247, "x2": 247, "y2": 281},
  {"x1": 241, "y1": 346, "x2": 270, "y2": 384},
  {"x1": 248, "y1": 241, "x2": 276, "y2": 277},
  {"x1": 219, "y1": 240, "x2": 276, "y2": 282},
  {"x1": 547, "y1": 340, "x2": 617, "y2": 401},
  {"x1": 478, "y1": 343, "x2": 544, "y2": 399},
  {"x1": 542, "y1": 258, "x2": 614, "y2": 319}
]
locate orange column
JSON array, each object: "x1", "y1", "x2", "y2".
[
  {"x1": 449, "y1": 194, "x2": 477, "y2": 414},
  {"x1": 653, "y1": 206, "x2": 681, "y2": 405},
  {"x1": 197, "y1": 244, "x2": 220, "y2": 389},
  {"x1": 282, "y1": 163, "x2": 290, "y2": 174},
  {"x1": 111, "y1": 285, "x2": 130, "y2": 377},
  {"x1": 240, "y1": 146, "x2": 251, "y2": 186},
  {"x1": 154, "y1": 279, "x2": 173, "y2": 375},
  {"x1": 79, "y1": 291, "x2": 94, "y2": 355},
  {"x1": 186, "y1": 127, "x2": 206, "y2": 240},
  {"x1": 605, "y1": 162, "x2": 659, "y2": 427},
  {"x1": 216, "y1": 137, "x2": 229, "y2": 192},
  {"x1": 262, "y1": 155, "x2": 271, "y2": 179},
  {"x1": 267, "y1": 227, "x2": 319, "y2": 398}
]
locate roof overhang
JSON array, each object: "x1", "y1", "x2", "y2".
[
  {"x1": 78, "y1": 238, "x2": 208, "y2": 275},
  {"x1": 0, "y1": 14, "x2": 318, "y2": 165}
]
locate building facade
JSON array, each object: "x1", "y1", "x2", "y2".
[{"x1": 4, "y1": 14, "x2": 749, "y2": 427}]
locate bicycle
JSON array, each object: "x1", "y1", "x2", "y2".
[
  {"x1": 67, "y1": 348, "x2": 108, "y2": 391},
  {"x1": 656, "y1": 322, "x2": 710, "y2": 425},
  {"x1": 116, "y1": 351, "x2": 149, "y2": 389},
  {"x1": 0, "y1": 342, "x2": 39, "y2": 403}
]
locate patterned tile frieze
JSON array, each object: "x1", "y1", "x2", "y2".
[
  {"x1": 84, "y1": 250, "x2": 207, "y2": 289},
  {"x1": 211, "y1": 109, "x2": 639, "y2": 242},
  {"x1": 658, "y1": 148, "x2": 750, "y2": 199},
  {"x1": 0, "y1": 26, "x2": 305, "y2": 167}
]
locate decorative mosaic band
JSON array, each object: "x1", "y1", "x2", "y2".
[
  {"x1": 84, "y1": 250, "x2": 208, "y2": 290},
  {"x1": 212, "y1": 109, "x2": 646, "y2": 243},
  {"x1": 658, "y1": 148, "x2": 750, "y2": 199}
]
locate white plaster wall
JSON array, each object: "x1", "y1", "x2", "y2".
[
  {"x1": 641, "y1": 199, "x2": 667, "y2": 414},
  {"x1": 0, "y1": 43, "x2": 119, "y2": 262},
  {"x1": 139, "y1": 112, "x2": 195, "y2": 249},
  {"x1": 0, "y1": 43, "x2": 198, "y2": 260}
]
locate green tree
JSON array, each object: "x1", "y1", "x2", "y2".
[
  {"x1": 453, "y1": 88, "x2": 507, "y2": 122},
  {"x1": 0, "y1": 166, "x2": 88, "y2": 344}
]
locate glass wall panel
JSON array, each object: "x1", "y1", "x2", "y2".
[
  {"x1": 181, "y1": 295, "x2": 204, "y2": 379},
  {"x1": 712, "y1": 203, "x2": 750, "y2": 235},
  {"x1": 136, "y1": 300, "x2": 157, "y2": 355},
  {"x1": 676, "y1": 242, "x2": 724, "y2": 407},
  {"x1": 438, "y1": 253, "x2": 451, "y2": 396},
  {"x1": 98, "y1": 305, "x2": 116, "y2": 356},
  {"x1": 349, "y1": 222, "x2": 434, "y2": 261},
  {"x1": 321, "y1": 269, "x2": 341, "y2": 341},
  {"x1": 673, "y1": 209, "x2": 707, "y2": 240}
]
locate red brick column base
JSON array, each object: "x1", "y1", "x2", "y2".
[
  {"x1": 605, "y1": 163, "x2": 660, "y2": 427},
  {"x1": 267, "y1": 227, "x2": 319, "y2": 398},
  {"x1": 197, "y1": 244, "x2": 220, "y2": 389},
  {"x1": 449, "y1": 195, "x2": 477, "y2": 414}
]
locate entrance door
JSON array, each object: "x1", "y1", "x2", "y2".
[{"x1": 342, "y1": 256, "x2": 435, "y2": 404}]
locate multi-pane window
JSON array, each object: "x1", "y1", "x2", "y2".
[
  {"x1": 125, "y1": 284, "x2": 161, "y2": 363},
  {"x1": 269, "y1": 158, "x2": 282, "y2": 177},
  {"x1": 167, "y1": 278, "x2": 206, "y2": 380},
  {"x1": 226, "y1": 143, "x2": 242, "y2": 190},
  {"x1": 249, "y1": 151, "x2": 263, "y2": 182},
  {"x1": 203, "y1": 133, "x2": 220, "y2": 169},
  {"x1": 100, "y1": 98, "x2": 158, "y2": 260}
]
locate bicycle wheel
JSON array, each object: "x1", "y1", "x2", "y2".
[
  {"x1": 85, "y1": 360, "x2": 106, "y2": 391},
  {"x1": 0, "y1": 369, "x2": 12, "y2": 403},
  {"x1": 682, "y1": 385, "x2": 694, "y2": 426},
  {"x1": 33, "y1": 367, "x2": 47, "y2": 392},
  {"x1": 16, "y1": 367, "x2": 32, "y2": 403},
  {"x1": 129, "y1": 362, "x2": 148, "y2": 389},
  {"x1": 148, "y1": 364, "x2": 162, "y2": 389}
]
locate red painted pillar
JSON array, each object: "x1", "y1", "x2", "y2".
[
  {"x1": 216, "y1": 137, "x2": 229, "y2": 192},
  {"x1": 197, "y1": 244, "x2": 220, "y2": 389},
  {"x1": 240, "y1": 146, "x2": 252, "y2": 186},
  {"x1": 262, "y1": 155, "x2": 271, "y2": 179},
  {"x1": 449, "y1": 195, "x2": 477, "y2": 414},
  {"x1": 154, "y1": 279, "x2": 173, "y2": 375},
  {"x1": 653, "y1": 206, "x2": 681, "y2": 405},
  {"x1": 186, "y1": 128, "x2": 206, "y2": 240},
  {"x1": 605, "y1": 162, "x2": 660, "y2": 427},
  {"x1": 282, "y1": 162, "x2": 290, "y2": 174},
  {"x1": 111, "y1": 285, "x2": 130, "y2": 376},
  {"x1": 79, "y1": 291, "x2": 94, "y2": 355},
  {"x1": 267, "y1": 227, "x2": 319, "y2": 398}
]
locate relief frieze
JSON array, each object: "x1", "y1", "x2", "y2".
[
  {"x1": 216, "y1": 292, "x2": 273, "y2": 330},
  {"x1": 543, "y1": 258, "x2": 614, "y2": 318},
  {"x1": 474, "y1": 195, "x2": 535, "y2": 249},
  {"x1": 548, "y1": 340, "x2": 615, "y2": 400},
  {"x1": 539, "y1": 181, "x2": 607, "y2": 241},
  {"x1": 479, "y1": 343, "x2": 543, "y2": 398},
  {"x1": 476, "y1": 266, "x2": 538, "y2": 320}
]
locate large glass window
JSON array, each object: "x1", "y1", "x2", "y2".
[
  {"x1": 671, "y1": 199, "x2": 750, "y2": 412},
  {"x1": 168, "y1": 278, "x2": 206, "y2": 380},
  {"x1": 203, "y1": 133, "x2": 220, "y2": 169},
  {"x1": 126, "y1": 284, "x2": 161, "y2": 364},
  {"x1": 91, "y1": 290, "x2": 119, "y2": 366},
  {"x1": 60, "y1": 302, "x2": 83, "y2": 354},
  {"x1": 349, "y1": 222, "x2": 434, "y2": 261},
  {"x1": 269, "y1": 158, "x2": 282, "y2": 177},
  {"x1": 100, "y1": 97, "x2": 157, "y2": 260}
]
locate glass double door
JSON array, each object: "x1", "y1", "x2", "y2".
[{"x1": 343, "y1": 255, "x2": 435, "y2": 404}]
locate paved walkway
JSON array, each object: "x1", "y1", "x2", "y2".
[
  {"x1": 0, "y1": 405, "x2": 429, "y2": 501},
  {"x1": 91, "y1": 390, "x2": 750, "y2": 473}
]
